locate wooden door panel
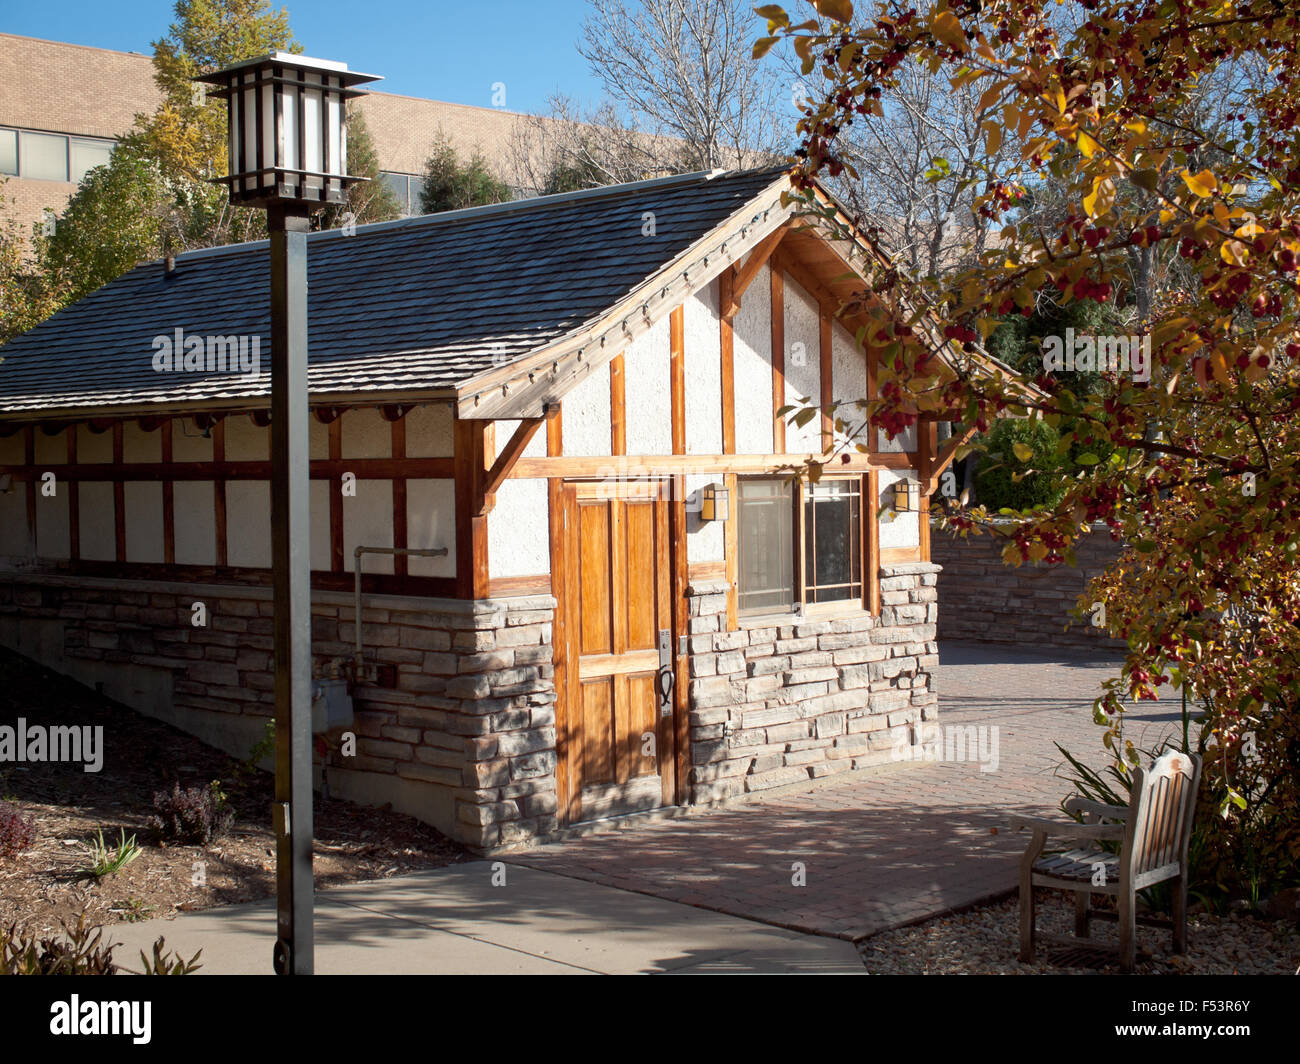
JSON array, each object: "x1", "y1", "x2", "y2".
[
  {"x1": 558, "y1": 479, "x2": 676, "y2": 824},
  {"x1": 577, "y1": 503, "x2": 612, "y2": 655}
]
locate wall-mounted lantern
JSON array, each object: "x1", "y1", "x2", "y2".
[
  {"x1": 700, "y1": 483, "x2": 730, "y2": 522},
  {"x1": 892, "y1": 478, "x2": 921, "y2": 514}
]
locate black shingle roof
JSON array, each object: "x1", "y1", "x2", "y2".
[{"x1": 0, "y1": 166, "x2": 787, "y2": 416}]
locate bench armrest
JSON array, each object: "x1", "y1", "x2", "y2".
[
  {"x1": 1064, "y1": 797, "x2": 1130, "y2": 821},
  {"x1": 1005, "y1": 815, "x2": 1126, "y2": 841}
]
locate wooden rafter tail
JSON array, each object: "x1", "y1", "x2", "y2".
[{"x1": 476, "y1": 406, "x2": 555, "y2": 516}]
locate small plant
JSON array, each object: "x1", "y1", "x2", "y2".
[
  {"x1": 1, "y1": 915, "x2": 118, "y2": 974},
  {"x1": 136, "y1": 935, "x2": 202, "y2": 975},
  {"x1": 76, "y1": 827, "x2": 142, "y2": 880},
  {"x1": 0, "y1": 801, "x2": 36, "y2": 857},
  {"x1": 1, "y1": 915, "x2": 201, "y2": 975},
  {"x1": 113, "y1": 897, "x2": 155, "y2": 923},
  {"x1": 147, "y1": 780, "x2": 234, "y2": 844}
]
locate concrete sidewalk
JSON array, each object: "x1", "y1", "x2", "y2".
[{"x1": 106, "y1": 861, "x2": 864, "y2": 974}]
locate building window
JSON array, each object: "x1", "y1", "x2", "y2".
[
  {"x1": 738, "y1": 475, "x2": 865, "y2": 615},
  {"x1": 737, "y1": 478, "x2": 794, "y2": 614},
  {"x1": 803, "y1": 478, "x2": 862, "y2": 604},
  {"x1": 19, "y1": 131, "x2": 68, "y2": 182},
  {"x1": 0, "y1": 129, "x2": 16, "y2": 176},
  {"x1": 379, "y1": 171, "x2": 425, "y2": 217},
  {"x1": 0, "y1": 128, "x2": 117, "y2": 184},
  {"x1": 70, "y1": 137, "x2": 114, "y2": 183}
]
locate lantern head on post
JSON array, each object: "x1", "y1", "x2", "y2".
[{"x1": 195, "y1": 53, "x2": 380, "y2": 214}]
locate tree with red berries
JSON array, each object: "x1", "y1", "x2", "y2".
[{"x1": 758, "y1": 0, "x2": 1300, "y2": 895}]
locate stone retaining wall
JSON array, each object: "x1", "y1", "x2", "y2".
[
  {"x1": 930, "y1": 526, "x2": 1126, "y2": 651},
  {"x1": 685, "y1": 562, "x2": 942, "y2": 803},
  {"x1": 0, "y1": 573, "x2": 556, "y2": 852}
]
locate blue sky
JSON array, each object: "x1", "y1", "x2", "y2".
[{"x1": 2, "y1": 0, "x2": 607, "y2": 113}]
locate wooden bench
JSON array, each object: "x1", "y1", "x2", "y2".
[{"x1": 1010, "y1": 749, "x2": 1201, "y2": 972}]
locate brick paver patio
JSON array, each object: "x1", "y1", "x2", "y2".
[{"x1": 516, "y1": 642, "x2": 1184, "y2": 940}]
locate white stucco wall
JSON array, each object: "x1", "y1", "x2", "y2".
[
  {"x1": 782, "y1": 276, "x2": 822, "y2": 454},
  {"x1": 77, "y1": 483, "x2": 112, "y2": 561},
  {"x1": 407, "y1": 478, "x2": 456, "y2": 578},
  {"x1": 624, "y1": 315, "x2": 672, "y2": 455},
  {"x1": 226, "y1": 480, "x2": 271, "y2": 568},
  {"x1": 685, "y1": 473, "x2": 725, "y2": 564},
  {"x1": 733, "y1": 263, "x2": 774, "y2": 456},
  {"x1": 124, "y1": 481, "x2": 164, "y2": 563},
  {"x1": 342, "y1": 408, "x2": 392, "y2": 459},
  {"x1": 344, "y1": 479, "x2": 394, "y2": 574},
  {"x1": 493, "y1": 419, "x2": 547, "y2": 461},
  {"x1": 224, "y1": 416, "x2": 268, "y2": 461},
  {"x1": 37, "y1": 488, "x2": 72, "y2": 559},
  {"x1": 831, "y1": 319, "x2": 869, "y2": 454},
  {"x1": 76, "y1": 425, "x2": 113, "y2": 463},
  {"x1": 0, "y1": 489, "x2": 28, "y2": 556},
  {"x1": 878, "y1": 468, "x2": 921, "y2": 548},
  {"x1": 34, "y1": 429, "x2": 64, "y2": 466},
  {"x1": 123, "y1": 422, "x2": 162, "y2": 463},
  {"x1": 488, "y1": 478, "x2": 550, "y2": 578},
  {"x1": 172, "y1": 419, "x2": 213, "y2": 462},
  {"x1": 405, "y1": 403, "x2": 454, "y2": 458},
  {"x1": 685, "y1": 279, "x2": 723, "y2": 455},
  {"x1": 877, "y1": 422, "x2": 918, "y2": 453},
  {"x1": 173, "y1": 481, "x2": 216, "y2": 565},
  {"x1": 562, "y1": 361, "x2": 612, "y2": 457}
]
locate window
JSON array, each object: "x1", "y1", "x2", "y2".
[
  {"x1": 0, "y1": 129, "x2": 16, "y2": 176},
  {"x1": 70, "y1": 137, "x2": 114, "y2": 183},
  {"x1": 19, "y1": 131, "x2": 67, "y2": 182},
  {"x1": 803, "y1": 478, "x2": 862, "y2": 604},
  {"x1": 738, "y1": 475, "x2": 865, "y2": 615},
  {"x1": 737, "y1": 478, "x2": 794, "y2": 613}
]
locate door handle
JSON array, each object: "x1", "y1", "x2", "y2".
[{"x1": 656, "y1": 628, "x2": 674, "y2": 717}]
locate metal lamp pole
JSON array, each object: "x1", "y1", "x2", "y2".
[
  {"x1": 194, "y1": 53, "x2": 379, "y2": 976},
  {"x1": 269, "y1": 201, "x2": 314, "y2": 975}
]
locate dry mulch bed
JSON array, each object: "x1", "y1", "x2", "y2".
[
  {"x1": 0, "y1": 647, "x2": 467, "y2": 935},
  {"x1": 857, "y1": 893, "x2": 1300, "y2": 975}
]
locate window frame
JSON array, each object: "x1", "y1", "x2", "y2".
[{"x1": 736, "y1": 472, "x2": 869, "y2": 620}]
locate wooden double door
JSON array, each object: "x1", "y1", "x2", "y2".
[{"x1": 552, "y1": 478, "x2": 679, "y2": 824}]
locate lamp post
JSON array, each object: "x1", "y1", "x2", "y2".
[{"x1": 195, "y1": 53, "x2": 379, "y2": 975}]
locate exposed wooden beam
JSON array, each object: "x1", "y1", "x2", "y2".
[
  {"x1": 723, "y1": 224, "x2": 787, "y2": 318},
  {"x1": 610, "y1": 354, "x2": 626, "y2": 456},
  {"x1": 509, "y1": 450, "x2": 916, "y2": 479},
  {"x1": 771, "y1": 268, "x2": 786, "y2": 454},
  {"x1": 670, "y1": 306, "x2": 685, "y2": 455},
  {"x1": 867, "y1": 467, "x2": 881, "y2": 616},
  {"x1": 720, "y1": 270, "x2": 736, "y2": 455},
  {"x1": 477, "y1": 411, "x2": 549, "y2": 516},
  {"x1": 454, "y1": 418, "x2": 490, "y2": 599}
]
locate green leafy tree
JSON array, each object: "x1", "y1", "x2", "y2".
[
  {"x1": 0, "y1": 185, "x2": 61, "y2": 344},
  {"x1": 418, "y1": 134, "x2": 511, "y2": 215}
]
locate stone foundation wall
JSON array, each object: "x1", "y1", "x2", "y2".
[
  {"x1": 685, "y1": 562, "x2": 942, "y2": 803},
  {"x1": 0, "y1": 572, "x2": 556, "y2": 852},
  {"x1": 931, "y1": 526, "x2": 1126, "y2": 651}
]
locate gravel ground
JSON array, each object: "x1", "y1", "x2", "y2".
[{"x1": 857, "y1": 893, "x2": 1300, "y2": 975}]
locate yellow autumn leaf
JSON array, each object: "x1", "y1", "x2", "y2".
[
  {"x1": 1083, "y1": 176, "x2": 1116, "y2": 219},
  {"x1": 931, "y1": 10, "x2": 967, "y2": 51},
  {"x1": 1182, "y1": 168, "x2": 1218, "y2": 197},
  {"x1": 1027, "y1": 541, "x2": 1049, "y2": 562},
  {"x1": 984, "y1": 122, "x2": 1003, "y2": 155},
  {"x1": 1077, "y1": 131, "x2": 1100, "y2": 158},
  {"x1": 1012, "y1": 442, "x2": 1034, "y2": 462},
  {"x1": 1220, "y1": 239, "x2": 1248, "y2": 266}
]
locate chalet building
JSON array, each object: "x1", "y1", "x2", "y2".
[{"x1": 0, "y1": 166, "x2": 964, "y2": 852}]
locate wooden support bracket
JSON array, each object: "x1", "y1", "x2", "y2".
[
  {"x1": 925, "y1": 422, "x2": 979, "y2": 494},
  {"x1": 723, "y1": 223, "x2": 788, "y2": 319},
  {"x1": 477, "y1": 406, "x2": 555, "y2": 516}
]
